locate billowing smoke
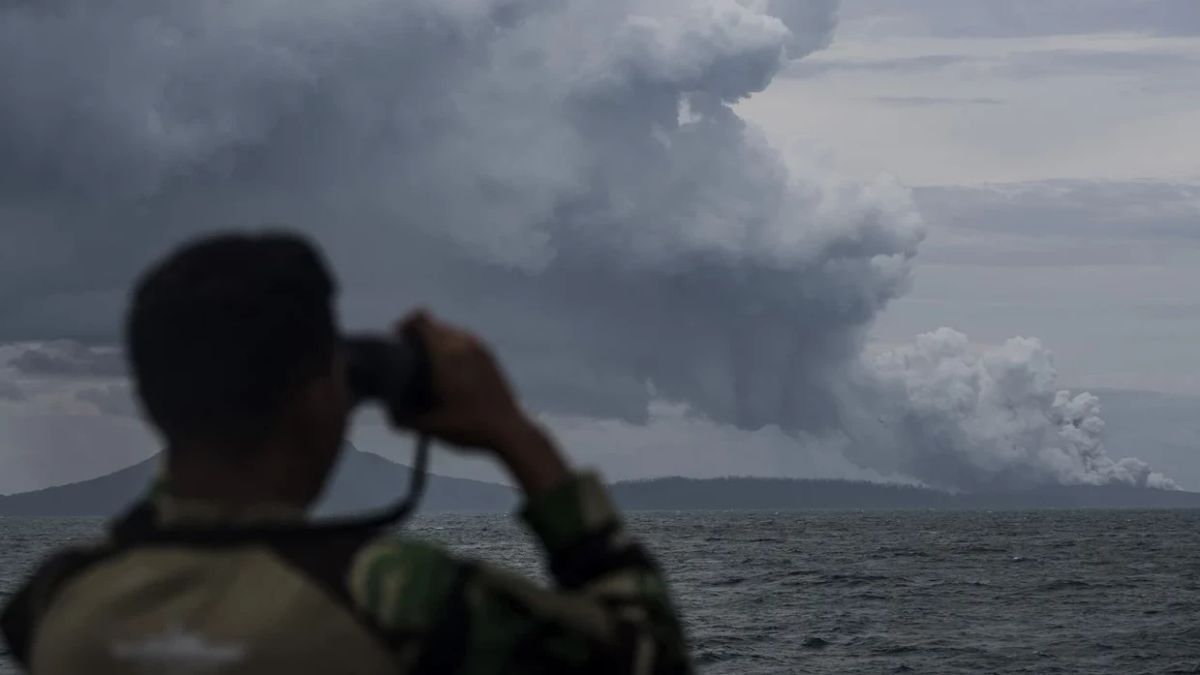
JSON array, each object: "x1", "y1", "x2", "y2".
[
  {"x1": 0, "y1": 0, "x2": 1175, "y2": 490},
  {"x1": 847, "y1": 329, "x2": 1177, "y2": 490}
]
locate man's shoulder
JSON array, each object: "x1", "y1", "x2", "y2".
[
  {"x1": 350, "y1": 534, "x2": 459, "y2": 590},
  {"x1": 347, "y1": 535, "x2": 467, "y2": 632}
]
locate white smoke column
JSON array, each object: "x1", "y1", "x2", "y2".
[
  {"x1": 0, "y1": 0, "x2": 1176, "y2": 490},
  {"x1": 849, "y1": 329, "x2": 1178, "y2": 490}
]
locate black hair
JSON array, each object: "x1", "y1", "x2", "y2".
[{"x1": 126, "y1": 232, "x2": 338, "y2": 448}]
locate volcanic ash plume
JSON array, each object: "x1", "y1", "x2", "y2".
[
  {"x1": 847, "y1": 329, "x2": 1177, "y2": 491},
  {"x1": 0, "y1": 0, "x2": 1176, "y2": 490}
]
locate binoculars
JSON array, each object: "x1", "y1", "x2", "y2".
[{"x1": 344, "y1": 333, "x2": 434, "y2": 420}]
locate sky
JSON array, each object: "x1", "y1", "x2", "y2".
[
  {"x1": 739, "y1": 0, "x2": 1200, "y2": 395},
  {"x1": 1, "y1": 0, "x2": 1198, "y2": 493}
]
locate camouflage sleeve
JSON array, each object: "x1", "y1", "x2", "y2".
[{"x1": 348, "y1": 472, "x2": 693, "y2": 675}]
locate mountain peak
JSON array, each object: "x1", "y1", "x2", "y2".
[{"x1": 0, "y1": 448, "x2": 515, "y2": 517}]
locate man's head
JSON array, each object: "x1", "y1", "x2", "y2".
[{"x1": 126, "y1": 232, "x2": 348, "y2": 506}]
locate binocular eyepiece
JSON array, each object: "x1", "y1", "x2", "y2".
[{"x1": 343, "y1": 333, "x2": 435, "y2": 420}]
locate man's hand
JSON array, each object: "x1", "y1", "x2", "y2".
[{"x1": 397, "y1": 310, "x2": 569, "y2": 495}]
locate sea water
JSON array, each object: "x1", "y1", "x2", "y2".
[{"x1": 2, "y1": 510, "x2": 1197, "y2": 674}]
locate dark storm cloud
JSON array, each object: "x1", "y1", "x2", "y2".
[
  {"x1": 0, "y1": 0, "x2": 892, "y2": 432},
  {"x1": 0, "y1": 0, "x2": 1175, "y2": 490}
]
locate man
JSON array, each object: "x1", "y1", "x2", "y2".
[{"x1": 1, "y1": 233, "x2": 693, "y2": 674}]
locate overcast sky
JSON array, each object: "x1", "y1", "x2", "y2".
[
  {"x1": 740, "y1": 0, "x2": 1200, "y2": 396},
  {"x1": 1, "y1": 0, "x2": 1198, "y2": 493}
]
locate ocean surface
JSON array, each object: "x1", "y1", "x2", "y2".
[{"x1": 1, "y1": 510, "x2": 1198, "y2": 674}]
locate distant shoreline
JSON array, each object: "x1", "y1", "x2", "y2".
[{"x1": 3, "y1": 450, "x2": 1199, "y2": 516}]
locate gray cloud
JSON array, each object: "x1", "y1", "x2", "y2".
[
  {"x1": 785, "y1": 54, "x2": 972, "y2": 77},
  {"x1": 75, "y1": 383, "x2": 139, "y2": 418},
  {"x1": 1135, "y1": 303, "x2": 1200, "y2": 321},
  {"x1": 915, "y1": 181, "x2": 1200, "y2": 242},
  {"x1": 906, "y1": 180, "x2": 1200, "y2": 270},
  {"x1": 840, "y1": 0, "x2": 1200, "y2": 38},
  {"x1": 1002, "y1": 49, "x2": 1200, "y2": 79},
  {"x1": 6, "y1": 341, "x2": 125, "y2": 378},
  {"x1": 0, "y1": 378, "x2": 24, "y2": 402},
  {"x1": 871, "y1": 95, "x2": 1004, "y2": 107},
  {"x1": 0, "y1": 0, "x2": 1174, "y2": 491},
  {"x1": 786, "y1": 48, "x2": 1199, "y2": 82}
]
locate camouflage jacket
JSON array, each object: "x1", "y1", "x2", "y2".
[{"x1": 0, "y1": 473, "x2": 693, "y2": 674}]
